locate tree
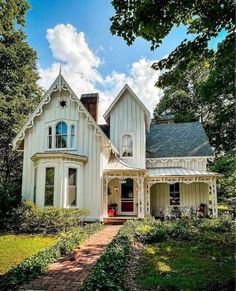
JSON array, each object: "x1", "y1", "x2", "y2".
[
  {"x1": 153, "y1": 58, "x2": 210, "y2": 123},
  {"x1": 110, "y1": 0, "x2": 234, "y2": 86},
  {"x1": 0, "y1": 0, "x2": 42, "y2": 214},
  {"x1": 153, "y1": 35, "x2": 235, "y2": 154},
  {"x1": 210, "y1": 150, "x2": 236, "y2": 208},
  {"x1": 111, "y1": 0, "x2": 235, "y2": 155}
]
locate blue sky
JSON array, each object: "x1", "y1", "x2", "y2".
[
  {"x1": 26, "y1": 0, "x2": 190, "y2": 75},
  {"x1": 24, "y1": 0, "x2": 226, "y2": 120}
]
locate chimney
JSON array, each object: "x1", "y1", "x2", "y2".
[
  {"x1": 155, "y1": 110, "x2": 175, "y2": 124},
  {"x1": 80, "y1": 93, "x2": 99, "y2": 122}
]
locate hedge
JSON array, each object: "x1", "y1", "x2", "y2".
[
  {"x1": 0, "y1": 223, "x2": 102, "y2": 290},
  {"x1": 2, "y1": 201, "x2": 89, "y2": 234}
]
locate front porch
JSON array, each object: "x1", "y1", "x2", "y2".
[{"x1": 103, "y1": 165, "x2": 220, "y2": 220}]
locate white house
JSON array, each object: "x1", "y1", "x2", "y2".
[{"x1": 13, "y1": 72, "x2": 219, "y2": 221}]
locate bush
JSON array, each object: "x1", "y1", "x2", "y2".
[
  {"x1": 3, "y1": 201, "x2": 89, "y2": 234},
  {"x1": 0, "y1": 223, "x2": 102, "y2": 290},
  {"x1": 0, "y1": 182, "x2": 21, "y2": 218}
]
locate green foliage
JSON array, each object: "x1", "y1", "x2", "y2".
[
  {"x1": 0, "y1": 223, "x2": 102, "y2": 290},
  {"x1": 111, "y1": 0, "x2": 234, "y2": 80},
  {"x1": 81, "y1": 225, "x2": 135, "y2": 290},
  {"x1": 210, "y1": 150, "x2": 236, "y2": 207},
  {"x1": 0, "y1": 182, "x2": 21, "y2": 217},
  {"x1": 121, "y1": 217, "x2": 234, "y2": 245},
  {"x1": 0, "y1": 0, "x2": 42, "y2": 208},
  {"x1": 2, "y1": 201, "x2": 90, "y2": 234}
]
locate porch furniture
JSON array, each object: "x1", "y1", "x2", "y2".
[{"x1": 197, "y1": 203, "x2": 208, "y2": 218}]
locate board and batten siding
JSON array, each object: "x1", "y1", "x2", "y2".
[
  {"x1": 150, "y1": 182, "x2": 209, "y2": 216},
  {"x1": 22, "y1": 90, "x2": 103, "y2": 220},
  {"x1": 109, "y1": 90, "x2": 146, "y2": 168},
  {"x1": 146, "y1": 158, "x2": 208, "y2": 171}
]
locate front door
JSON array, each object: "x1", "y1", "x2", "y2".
[{"x1": 120, "y1": 178, "x2": 135, "y2": 215}]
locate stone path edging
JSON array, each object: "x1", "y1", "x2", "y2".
[{"x1": 21, "y1": 225, "x2": 121, "y2": 291}]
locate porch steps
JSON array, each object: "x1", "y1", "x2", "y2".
[{"x1": 104, "y1": 216, "x2": 138, "y2": 225}]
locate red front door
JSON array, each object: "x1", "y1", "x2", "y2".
[{"x1": 121, "y1": 178, "x2": 134, "y2": 213}]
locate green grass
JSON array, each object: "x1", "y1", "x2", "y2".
[
  {"x1": 137, "y1": 240, "x2": 235, "y2": 290},
  {"x1": 0, "y1": 234, "x2": 57, "y2": 275}
]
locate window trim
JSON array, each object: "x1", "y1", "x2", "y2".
[{"x1": 64, "y1": 163, "x2": 82, "y2": 209}]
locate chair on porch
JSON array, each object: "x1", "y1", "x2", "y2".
[{"x1": 197, "y1": 203, "x2": 208, "y2": 218}]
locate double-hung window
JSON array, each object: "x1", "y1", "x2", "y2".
[
  {"x1": 170, "y1": 183, "x2": 180, "y2": 205},
  {"x1": 45, "y1": 167, "x2": 55, "y2": 206},
  {"x1": 67, "y1": 168, "x2": 77, "y2": 207}
]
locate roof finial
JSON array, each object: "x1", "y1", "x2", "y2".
[{"x1": 59, "y1": 64, "x2": 62, "y2": 76}]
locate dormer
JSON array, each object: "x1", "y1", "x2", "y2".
[{"x1": 104, "y1": 84, "x2": 150, "y2": 168}]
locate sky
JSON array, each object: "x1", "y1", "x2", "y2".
[{"x1": 25, "y1": 0, "x2": 225, "y2": 122}]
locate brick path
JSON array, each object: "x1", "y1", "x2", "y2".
[{"x1": 21, "y1": 225, "x2": 121, "y2": 291}]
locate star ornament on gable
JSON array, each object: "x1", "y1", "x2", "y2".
[{"x1": 59, "y1": 100, "x2": 67, "y2": 108}]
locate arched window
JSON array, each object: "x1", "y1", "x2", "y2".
[
  {"x1": 122, "y1": 135, "x2": 133, "y2": 157},
  {"x1": 56, "y1": 121, "x2": 67, "y2": 148},
  {"x1": 48, "y1": 126, "x2": 52, "y2": 149},
  {"x1": 70, "y1": 125, "x2": 75, "y2": 148}
]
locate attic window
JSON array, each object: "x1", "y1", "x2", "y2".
[
  {"x1": 122, "y1": 135, "x2": 133, "y2": 157},
  {"x1": 59, "y1": 100, "x2": 67, "y2": 108}
]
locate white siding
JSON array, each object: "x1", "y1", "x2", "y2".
[
  {"x1": 150, "y1": 182, "x2": 209, "y2": 216},
  {"x1": 109, "y1": 90, "x2": 146, "y2": 168},
  {"x1": 22, "y1": 90, "x2": 103, "y2": 220}
]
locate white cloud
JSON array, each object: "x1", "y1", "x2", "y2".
[{"x1": 39, "y1": 24, "x2": 163, "y2": 122}]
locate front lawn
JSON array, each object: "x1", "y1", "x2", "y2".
[
  {"x1": 138, "y1": 240, "x2": 235, "y2": 290},
  {"x1": 0, "y1": 234, "x2": 57, "y2": 275}
]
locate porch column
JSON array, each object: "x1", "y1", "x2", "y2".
[
  {"x1": 146, "y1": 179, "x2": 151, "y2": 216},
  {"x1": 103, "y1": 176, "x2": 108, "y2": 218},
  {"x1": 211, "y1": 179, "x2": 218, "y2": 218},
  {"x1": 138, "y1": 176, "x2": 145, "y2": 218}
]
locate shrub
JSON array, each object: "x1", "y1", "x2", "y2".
[
  {"x1": 3, "y1": 201, "x2": 89, "y2": 234},
  {"x1": 0, "y1": 223, "x2": 102, "y2": 290},
  {"x1": 0, "y1": 182, "x2": 21, "y2": 218}
]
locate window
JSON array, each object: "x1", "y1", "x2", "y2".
[
  {"x1": 170, "y1": 183, "x2": 180, "y2": 205},
  {"x1": 56, "y1": 122, "x2": 67, "y2": 148},
  {"x1": 33, "y1": 168, "x2": 37, "y2": 204},
  {"x1": 45, "y1": 167, "x2": 54, "y2": 206},
  {"x1": 67, "y1": 168, "x2": 77, "y2": 207},
  {"x1": 122, "y1": 135, "x2": 133, "y2": 157},
  {"x1": 70, "y1": 125, "x2": 75, "y2": 148},
  {"x1": 48, "y1": 126, "x2": 52, "y2": 149}
]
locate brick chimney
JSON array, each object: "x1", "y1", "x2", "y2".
[{"x1": 80, "y1": 93, "x2": 99, "y2": 122}]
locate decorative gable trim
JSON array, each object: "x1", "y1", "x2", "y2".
[
  {"x1": 12, "y1": 73, "x2": 118, "y2": 154},
  {"x1": 103, "y1": 84, "x2": 151, "y2": 130}
]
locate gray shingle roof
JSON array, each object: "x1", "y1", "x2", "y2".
[{"x1": 146, "y1": 122, "x2": 214, "y2": 158}]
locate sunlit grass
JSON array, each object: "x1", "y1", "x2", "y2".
[
  {"x1": 138, "y1": 240, "x2": 235, "y2": 290},
  {"x1": 0, "y1": 234, "x2": 57, "y2": 275}
]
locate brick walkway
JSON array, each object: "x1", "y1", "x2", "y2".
[{"x1": 21, "y1": 225, "x2": 121, "y2": 291}]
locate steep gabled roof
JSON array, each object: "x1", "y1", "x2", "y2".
[
  {"x1": 12, "y1": 73, "x2": 118, "y2": 154},
  {"x1": 146, "y1": 122, "x2": 214, "y2": 158},
  {"x1": 103, "y1": 84, "x2": 151, "y2": 130}
]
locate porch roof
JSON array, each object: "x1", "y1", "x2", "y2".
[
  {"x1": 104, "y1": 154, "x2": 145, "y2": 171},
  {"x1": 148, "y1": 167, "x2": 221, "y2": 177}
]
